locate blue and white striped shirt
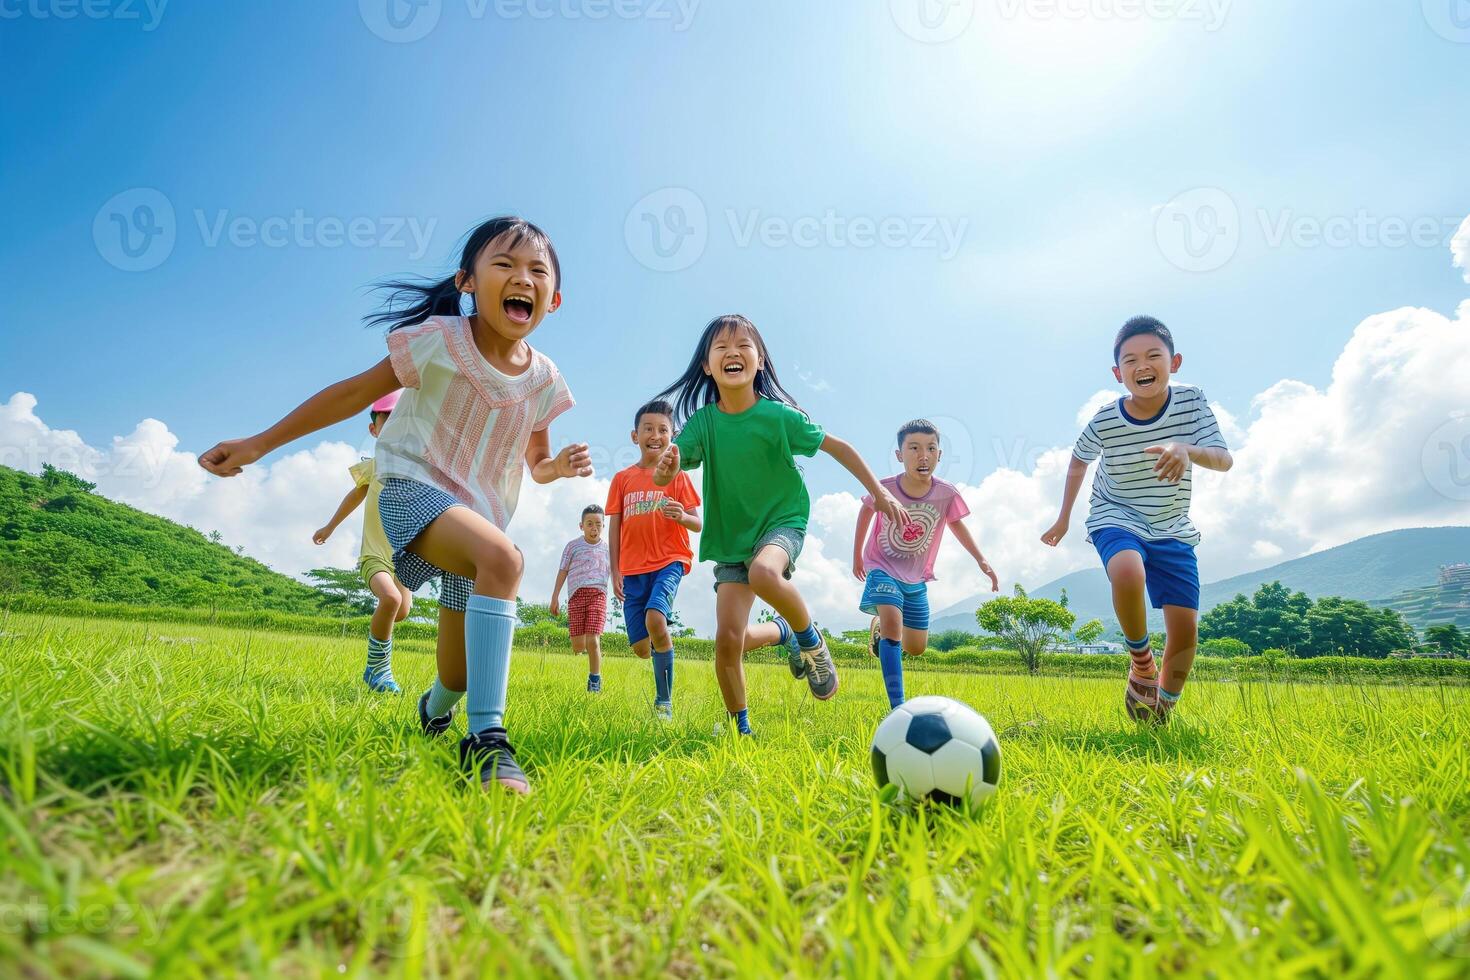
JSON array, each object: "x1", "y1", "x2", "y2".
[{"x1": 1073, "y1": 385, "x2": 1228, "y2": 546}]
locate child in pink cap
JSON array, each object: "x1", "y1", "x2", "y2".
[{"x1": 313, "y1": 390, "x2": 411, "y2": 693}]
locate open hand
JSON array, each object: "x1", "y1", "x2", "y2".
[
  {"x1": 1041, "y1": 518, "x2": 1068, "y2": 547},
  {"x1": 554, "y1": 442, "x2": 594, "y2": 479},
  {"x1": 1145, "y1": 443, "x2": 1190, "y2": 483},
  {"x1": 198, "y1": 438, "x2": 263, "y2": 477},
  {"x1": 979, "y1": 557, "x2": 999, "y2": 592}
]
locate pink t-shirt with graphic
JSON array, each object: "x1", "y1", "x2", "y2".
[{"x1": 861, "y1": 476, "x2": 970, "y2": 585}]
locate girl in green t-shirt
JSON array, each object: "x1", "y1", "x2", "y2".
[{"x1": 652, "y1": 314, "x2": 909, "y2": 734}]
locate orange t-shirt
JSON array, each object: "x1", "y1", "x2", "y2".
[{"x1": 605, "y1": 464, "x2": 701, "y2": 576}]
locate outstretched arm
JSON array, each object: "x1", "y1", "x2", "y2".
[
  {"x1": 820, "y1": 435, "x2": 909, "y2": 526},
  {"x1": 1042, "y1": 455, "x2": 1090, "y2": 546},
  {"x1": 948, "y1": 520, "x2": 999, "y2": 592},
  {"x1": 200, "y1": 357, "x2": 399, "y2": 476},
  {"x1": 313, "y1": 485, "x2": 369, "y2": 544},
  {"x1": 852, "y1": 505, "x2": 874, "y2": 581},
  {"x1": 549, "y1": 567, "x2": 569, "y2": 618},
  {"x1": 526, "y1": 428, "x2": 594, "y2": 484}
]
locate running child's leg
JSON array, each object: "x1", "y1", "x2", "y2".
[
  {"x1": 748, "y1": 544, "x2": 838, "y2": 699},
  {"x1": 1106, "y1": 548, "x2": 1159, "y2": 719},
  {"x1": 713, "y1": 582, "x2": 757, "y2": 734},
  {"x1": 394, "y1": 579, "x2": 414, "y2": 623},
  {"x1": 875, "y1": 603, "x2": 906, "y2": 708},
  {"x1": 903, "y1": 628, "x2": 929, "y2": 656},
  {"x1": 1157, "y1": 605, "x2": 1199, "y2": 720},
  {"x1": 420, "y1": 605, "x2": 466, "y2": 736},
  {"x1": 646, "y1": 609, "x2": 674, "y2": 713},
  {"x1": 364, "y1": 571, "x2": 404, "y2": 693},
  {"x1": 408, "y1": 507, "x2": 528, "y2": 792}
]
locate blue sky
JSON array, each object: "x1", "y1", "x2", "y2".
[{"x1": 2, "y1": 1, "x2": 1469, "y2": 626}]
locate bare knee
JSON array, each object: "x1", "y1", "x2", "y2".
[
  {"x1": 377, "y1": 590, "x2": 402, "y2": 617},
  {"x1": 471, "y1": 540, "x2": 523, "y2": 592},
  {"x1": 1108, "y1": 561, "x2": 1146, "y2": 593},
  {"x1": 714, "y1": 626, "x2": 745, "y2": 656},
  {"x1": 633, "y1": 641, "x2": 652, "y2": 660},
  {"x1": 747, "y1": 563, "x2": 782, "y2": 593},
  {"x1": 646, "y1": 612, "x2": 671, "y2": 649}
]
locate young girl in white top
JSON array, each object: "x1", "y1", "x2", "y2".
[{"x1": 199, "y1": 216, "x2": 591, "y2": 794}]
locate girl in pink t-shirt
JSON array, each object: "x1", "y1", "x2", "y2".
[
  {"x1": 199, "y1": 216, "x2": 592, "y2": 795},
  {"x1": 852, "y1": 420, "x2": 999, "y2": 707}
]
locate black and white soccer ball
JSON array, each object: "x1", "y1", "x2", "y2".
[{"x1": 871, "y1": 696, "x2": 1001, "y2": 807}]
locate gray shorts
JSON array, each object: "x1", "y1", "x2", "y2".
[{"x1": 712, "y1": 527, "x2": 805, "y2": 591}]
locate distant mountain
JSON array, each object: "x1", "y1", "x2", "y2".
[
  {"x1": 0, "y1": 464, "x2": 327, "y2": 614},
  {"x1": 930, "y1": 526, "x2": 1470, "y2": 635}
]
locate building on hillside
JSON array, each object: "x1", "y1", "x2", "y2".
[{"x1": 1062, "y1": 641, "x2": 1125, "y2": 655}]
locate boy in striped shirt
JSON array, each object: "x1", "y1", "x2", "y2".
[{"x1": 1041, "y1": 316, "x2": 1233, "y2": 722}]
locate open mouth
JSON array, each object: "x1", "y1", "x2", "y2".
[
  {"x1": 1134, "y1": 373, "x2": 1158, "y2": 389},
  {"x1": 502, "y1": 296, "x2": 534, "y2": 324},
  {"x1": 916, "y1": 464, "x2": 931, "y2": 474},
  {"x1": 722, "y1": 361, "x2": 745, "y2": 377}
]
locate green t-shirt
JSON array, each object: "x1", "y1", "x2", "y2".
[{"x1": 676, "y1": 398, "x2": 826, "y2": 564}]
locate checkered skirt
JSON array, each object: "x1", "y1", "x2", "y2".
[{"x1": 378, "y1": 478, "x2": 473, "y2": 612}]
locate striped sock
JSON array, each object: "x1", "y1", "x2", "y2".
[
  {"x1": 1125, "y1": 634, "x2": 1157, "y2": 679},
  {"x1": 1159, "y1": 687, "x2": 1181, "y2": 705},
  {"x1": 878, "y1": 638, "x2": 905, "y2": 708},
  {"x1": 366, "y1": 635, "x2": 392, "y2": 674},
  {"x1": 465, "y1": 595, "x2": 517, "y2": 734},
  {"x1": 652, "y1": 649, "x2": 674, "y2": 705},
  {"x1": 794, "y1": 623, "x2": 821, "y2": 650},
  {"x1": 730, "y1": 708, "x2": 752, "y2": 735},
  {"x1": 424, "y1": 678, "x2": 463, "y2": 719}
]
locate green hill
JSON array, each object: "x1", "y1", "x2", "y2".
[
  {"x1": 0, "y1": 464, "x2": 326, "y2": 614},
  {"x1": 930, "y1": 526, "x2": 1470, "y2": 635}
]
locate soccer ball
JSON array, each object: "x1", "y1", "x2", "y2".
[{"x1": 871, "y1": 695, "x2": 1001, "y2": 807}]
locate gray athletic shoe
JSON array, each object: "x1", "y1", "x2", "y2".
[
  {"x1": 775, "y1": 615, "x2": 805, "y2": 679},
  {"x1": 801, "y1": 638, "x2": 839, "y2": 700}
]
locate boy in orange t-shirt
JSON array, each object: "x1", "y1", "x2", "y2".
[{"x1": 608, "y1": 400, "x2": 797, "y2": 718}]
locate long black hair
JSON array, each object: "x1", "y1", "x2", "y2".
[
  {"x1": 654, "y1": 314, "x2": 803, "y2": 427},
  {"x1": 365, "y1": 216, "x2": 561, "y2": 333}
]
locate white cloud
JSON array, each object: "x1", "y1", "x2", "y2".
[
  {"x1": 6, "y1": 222, "x2": 1469, "y2": 636},
  {"x1": 1453, "y1": 213, "x2": 1470, "y2": 284}
]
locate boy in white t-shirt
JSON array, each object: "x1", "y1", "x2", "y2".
[{"x1": 550, "y1": 506, "x2": 611, "y2": 692}]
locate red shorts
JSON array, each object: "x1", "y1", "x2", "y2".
[{"x1": 568, "y1": 587, "x2": 608, "y2": 637}]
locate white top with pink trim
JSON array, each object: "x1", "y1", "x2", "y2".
[{"x1": 375, "y1": 316, "x2": 574, "y2": 529}]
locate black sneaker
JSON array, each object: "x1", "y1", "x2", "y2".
[
  {"x1": 459, "y1": 727, "x2": 530, "y2": 795},
  {"x1": 418, "y1": 690, "x2": 453, "y2": 738}
]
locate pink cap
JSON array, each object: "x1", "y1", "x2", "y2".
[{"x1": 371, "y1": 390, "x2": 402, "y2": 413}]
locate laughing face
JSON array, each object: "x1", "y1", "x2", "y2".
[
  {"x1": 896, "y1": 432, "x2": 941, "y2": 483},
  {"x1": 457, "y1": 232, "x2": 561, "y2": 344},
  {"x1": 701, "y1": 323, "x2": 763, "y2": 392},
  {"x1": 633, "y1": 412, "x2": 674, "y2": 465},
  {"x1": 1113, "y1": 333, "x2": 1182, "y2": 403}
]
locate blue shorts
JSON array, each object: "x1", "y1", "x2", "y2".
[
  {"x1": 1091, "y1": 526, "x2": 1200, "y2": 610},
  {"x1": 859, "y1": 568, "x2": 931, "y2": 631},
  {"x1": 623, "y1": 561, "x2": 686, "y2": 646}
]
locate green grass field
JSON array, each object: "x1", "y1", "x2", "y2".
[{"x1": 2, "y1": 613, "x2": 1469, "y2": 977}]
